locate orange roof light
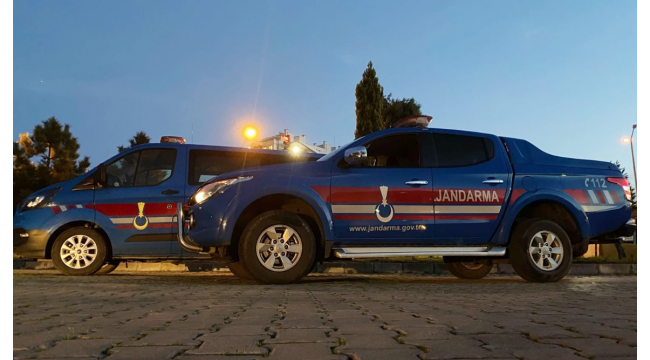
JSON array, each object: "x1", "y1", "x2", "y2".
[
  {"x1": 160, "y1": 136, "x2": 186, "y2": 144},
  {"x1": 393, "y1": 115, "x2": 433, "y2": 129}
]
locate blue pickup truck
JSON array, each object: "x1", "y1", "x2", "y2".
[{"x1": 179, "y1": 117, "x2": 635, "y2": 284}]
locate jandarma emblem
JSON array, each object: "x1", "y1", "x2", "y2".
[
  {"x1": 375, "y1": 185, "x2": 394, "y2": 223},
  {"x1": 133, "y1": 202, "x2": 149, "y2": 230}
]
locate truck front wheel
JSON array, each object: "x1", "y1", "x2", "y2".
[
  {"x1": 238, "y1": 210, "x2": 316, "y2": 284},
  {"x1": 509, "y1": 218, "x2": 572, "y2": 282}
]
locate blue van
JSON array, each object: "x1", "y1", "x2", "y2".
[{"x1": 13, "y1": 137, "x2": 320, "y2": 275}]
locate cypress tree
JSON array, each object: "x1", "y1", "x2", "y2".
[{"x1": 355, "y1": 61, "x2": 385, "y2": 138}]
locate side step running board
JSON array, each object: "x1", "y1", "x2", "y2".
[{"x1": 332, "y1": 246, "x2": 507, "y2": 259}]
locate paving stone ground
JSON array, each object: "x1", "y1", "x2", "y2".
[{"x1": 13, "y1": 270, "x2": 637, "y2": 360}]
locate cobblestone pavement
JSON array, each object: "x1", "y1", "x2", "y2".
[{"x1": 14, "y1": 271, "x2": 636, "y2": 360}]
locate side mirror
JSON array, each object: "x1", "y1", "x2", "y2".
[
  {"x1": 94, "y1": 163, "x2": 107, "y2": 186},
  {"x1": 344, "y1": 146, "x2": 367, "y2": 166}
]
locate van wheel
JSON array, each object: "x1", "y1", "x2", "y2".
[
  {"x1": 444, "y1": 259, "x2": 493, "y2": 279},
  {"x1": 509, "y1": 218, "x2": 572, "y2": 283},
  {"x1": 239, "y1": 210, "x2": 316, "y2": 284},
  {"x1": 95, "y1": 260, "x2": 120, "y2": 275},
  {"x1": 51, "y1": 227, "x2": 108, "y2": 276},
  {"x1": 227, "y1": 261, "x2": 252, "y2": 280}
]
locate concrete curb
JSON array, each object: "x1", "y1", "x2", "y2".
[{"x1": 13, "y1": 260, "x2": 636, "y2": 276}]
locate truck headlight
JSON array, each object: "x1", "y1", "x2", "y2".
[
  {"x1": 20, "y1": 187, "x2": 61, "y2": 212},
  {"x1": 190, "y1": 176, "x2": 253, "y2": 205}
]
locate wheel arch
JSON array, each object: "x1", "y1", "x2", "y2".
[
  {"x1": 495, "y1": 190, "x2": 590, "y2": 246},
  {"x1": 230, "y1": 193, "x2": 328, "y2": 262},
  {"x1": 46, "y1": 221, "x2": 112, "y2": 260}
]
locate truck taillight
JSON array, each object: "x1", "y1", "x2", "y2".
[{"x1": 607, "y1": 177, "x2": 632, "y2": 202}]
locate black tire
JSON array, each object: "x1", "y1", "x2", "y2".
[
  {"x1": 51, "y1": 227, "x2": 108, "y2": 276},
  {"x1": 238, "y1": 210, "x2": 316, "y2": 284},
  {"x1": 509, "y1": 218, "x2": 573, "y2": 283},
  {"x1": 95, "y1": 260, "x2": 120, "y2": 275},
  {"x1": 227, "y1": 261, "x2": 252, "y2": 280},
  {"x1": 444, "y1": 260, "x2": 493, "y2": 280}
]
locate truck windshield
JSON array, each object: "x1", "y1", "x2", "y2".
[{"x1": 317, "y1": 136, "x2": 365, "y2": 162}]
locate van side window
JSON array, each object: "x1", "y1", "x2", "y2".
[
  {"x1": 361, "y1": 134, "x2": 420, "y2": 168},
  {"x1": 188, "y1": 150, "x2": 290, "y2": 185},
  {"x1": 105, "y1": 149, "x2": 176, "y2": 188},
  {"x1": 134, "y1": 149, "x2": 176, "y2": 186},
  {"x1": 105, "y1": 152, "x2": 140, "y2": 188},
  {"x1": 433, "y1": 133, "x2": 494, "y2": 167}
]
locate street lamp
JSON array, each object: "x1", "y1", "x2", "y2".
[
  {"x1": 244, "y1": 127, "x2": 257, "y2": 140},
  {"x1": 628, "y1": 125, "x2": 637, "y2": 192}
]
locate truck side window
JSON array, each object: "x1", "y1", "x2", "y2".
[
  {"x1": 433, "y1": 133, "x2": 494, "y2": 167},
  {"x1": 362, "y1": 134, "x2": 420, "y2": 168},
  {"x1": 105, "y1": 152, "x2": 140, "y2": 188},
  {"x1": 134, "y1": 149, "x2": 176, "y2": 186}
]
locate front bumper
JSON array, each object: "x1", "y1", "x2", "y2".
[
  {"x1": 176, "y1": 203, "x2": 216, "y2": 255},
  {"x1": 13, "y1": 228, "x2": 50, "y2": 259},
  {"x1": 591, "y1": 218, "x2": 637, "y2": 244}
]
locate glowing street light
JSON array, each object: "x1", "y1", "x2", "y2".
[
  {"x1": 244, "y1": 127, "x2": 257, "y2": 140},
  {"x1": 621, "y1": 125, "x2": 637, "y2": 193}
]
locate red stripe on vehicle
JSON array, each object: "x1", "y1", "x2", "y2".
[
  {"x1": 115, "y1": 225, "x2": 133, "y2": 229},
  {"x1": 148, "y1": 223, "x2": 176, "y2": 228},
  {"x1": 85, "y1": 204, "x2": 94, "y2": 209},
  {"x1": 611, "y1": 191, "x2": 620, "y2": 204},
  {"x1": 311, "y1": 186, "x2": 330, "y2": 202},
  {"x1": 596, "y1": 190, "x2": 606, "y2": 204},
  {"x1": 433, "y1": 189, "x2": 506, "y2": 204},
  {"x1": 564, "y1": 190, "x2": 590, "y2": 204},
  {"x1": 509, "y1": 189, "x2": 526, "y2": 204},
  {"x1": 94, "y1": 202, "x2": 176, "y2": 216},
  {"x1": 51, "y1": 206, "x2": 61, "y2": 215},
  {"x1": 436, "y1": 215, "x2": 498, "y2": 220},
  {"x1": 393, "y1": 215, "x2": 435, "y2": 220},
  {"x1": 95, "y1": 203, "x2": 138, "y2": 216},
  {"x1": 331, "y1": 187, "x2": 433, "y2": 204},
  {"x1": 68, "y1": 205, "x2": 75, "y2": 210}
]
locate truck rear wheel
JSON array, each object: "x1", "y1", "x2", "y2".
[
  {"x1": 444, "y1": 260, "x2": 493, "y2": 280},
  {"x1": 227, "y1": 261, "x2": 252, "y2": 280},
  {"x1": 509, "y1": 218, "x2": 572, "y2": 283},
  {"x1": 238, "y1": 210, "x2": 316, "y2": 284},
  {"x1": 51, "y1": 227, "x2": 108, "y2": 276}
]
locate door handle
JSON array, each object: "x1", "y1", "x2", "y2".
[
  {"x1": 405, "y1": 180, "x2": 429, "y2": 186},
  {"x1": 161, "y1": 189, "x2": 180, "y2": 195},
  {"x1": 482, "y1": 179, "x2": 504, "y2": 185}
]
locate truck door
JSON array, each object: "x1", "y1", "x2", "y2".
[
  {"x1": 330, "y1": 133, "x2": 436, "y2": 243},
  {"x1": 428, "y1": 131, "x2": 512, "y2": 244},
  {"x1": 94, "y1": 146, "x2": 186, "y2": 256}
]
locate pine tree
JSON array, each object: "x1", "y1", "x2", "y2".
[
  {"x1": 14, "y1": 118, "x2": 90, "y2": 206},
  {"x1": 30, "y1": 117, "x2": 90, "y2": 182},
  {"x1": 118, "y1": 131, "x2": 151, "y2": 153},
  {"x1": 355, "y1": 61, "x2": 385, "y2": 138}
]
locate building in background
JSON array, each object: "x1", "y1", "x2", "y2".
[{"x1": 252, "y1": 129, "x2": 336, "y2": 154}]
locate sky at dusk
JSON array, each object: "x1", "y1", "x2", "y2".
[{"x1": 13, "y1": 0, "x2": 637, "y2": 185}]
